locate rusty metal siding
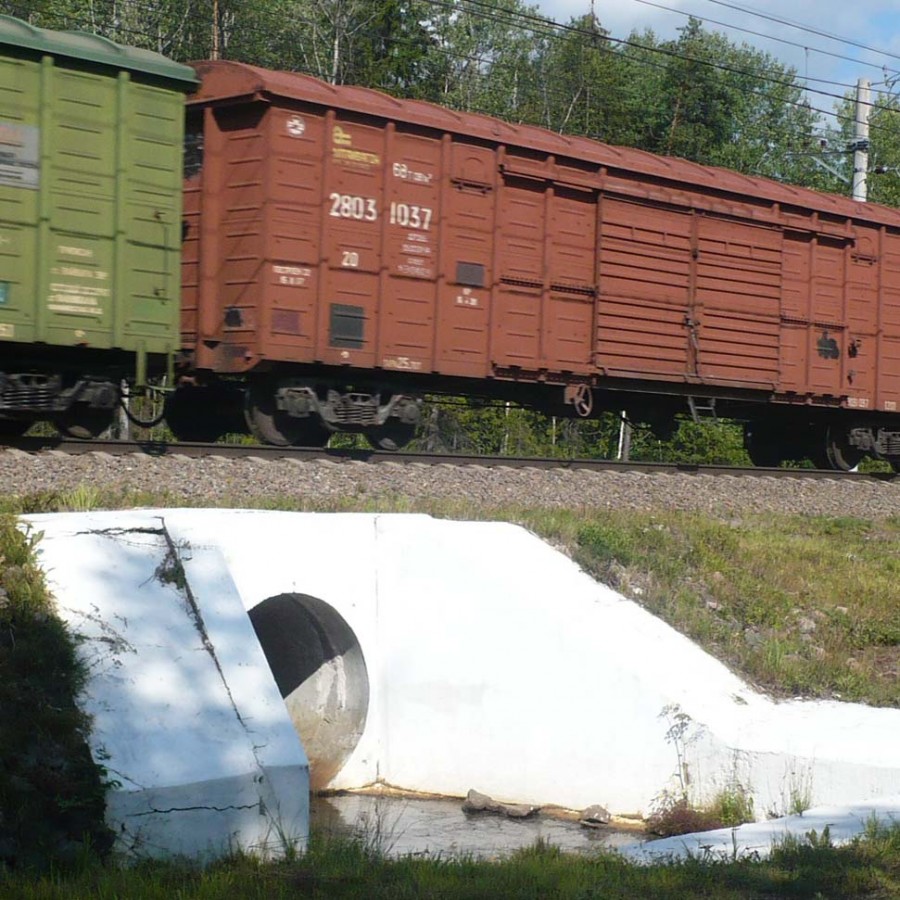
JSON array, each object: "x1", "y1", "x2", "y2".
[
  {"x1": 179, "y1": 111, "x2": 202, "y2": 350},
  {"x1": 808, "y1": 237, "x2": 847, "y2": 398},
  {"x1": 494, "y1": 172, "x2": 543, "y2": 370},
  {"x1": 879, "y1": 237, "x2": 900, "y2": 411},
  {"x1": 694, "y1": 217, "x2": 781, "y2": 387},
  {"x1": 185, "y1": 61, "x2": 900, "y2": 417},
  {"x1": 264, "y1": 106, "x2": 325, "y2": 360},
  {"x1": 845, "y1": 227, "x2": 878, "y2": 407},
  {"x1": 435, "y1": 141, "x2": 494, "y2": 376},
  {"x1": 597, "y1": 197, "x2": 692, "y2": 378},
  {"x1": 493, "y1": 170, "x2": 595, "y2": 373},
  {"x1": 378, "y1": 129, "x2": 439, "y2": 372}
]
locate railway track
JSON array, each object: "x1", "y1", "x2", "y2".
[{"x1": 5, "y1": 436, "x2": 896, "y2": 482}]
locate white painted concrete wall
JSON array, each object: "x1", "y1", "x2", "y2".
[
  {"x1": 27, "y1": 511, "x2": 309, "y2": 861},
  {"x1": 28, "y1": 508, "x2": 900, "y2": 857},
  {"x1": 622, "y1": 795, "x2": 900, "y2": 862}
]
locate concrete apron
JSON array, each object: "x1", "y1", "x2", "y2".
[{"x1": 26, "y1": 509, "x2": 900, "y2": 861}]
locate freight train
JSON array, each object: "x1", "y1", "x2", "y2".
[{"x1": 3, "y1": 15, "x2": 900, "y2": 469}]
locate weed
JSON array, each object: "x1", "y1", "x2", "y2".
[
  {"x1": 769, "y1": 767, "x2": 814, "y2": 818},
  {"x1": 57, "y1": 484, "x2": 103, "y2": 512},
  {"x1": 352, "y1": 797, "x2": 408, "y2": 858},
  {"x1": 154, "y1": 542, "x2": 189, "y2": 591},
  {"x1": 648, "y1": 707, "x2": 755, "y2": 838},
  {"x1": 709, "y1": 784, "x2": 755, "y2": 829}
]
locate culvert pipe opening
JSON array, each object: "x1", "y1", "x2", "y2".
[{"x1": 248, "y1": 593, "x2": 369, "y2": 791}]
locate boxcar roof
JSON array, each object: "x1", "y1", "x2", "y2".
[
  {"x1": 189, "y1": 60, "x2": 900, "y2": 231},
  {"x1": 0, "y1": 14, "x2": 197, "y2": 88}
]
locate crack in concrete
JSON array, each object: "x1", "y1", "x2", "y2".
[
  {"x1": 156, "y1": 518, "x2": 270, "y2": 781},
  {"x1": 132, "y1": 802, "x2": 260, "y2": 817},
  {"x1": 76, "y1": 527, "x2": 164, "y2": 538},
  {"x1": 104, "y1": 766, "x2": 147, "y2": 791}
]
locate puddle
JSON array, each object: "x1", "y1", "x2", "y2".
[{"x1": 311, "y1": 793, "x2": 642, "y2": 859}]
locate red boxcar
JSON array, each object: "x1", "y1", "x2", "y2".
[{"x1": 171, "y1": 60, "x2": 900, "y2": 467}]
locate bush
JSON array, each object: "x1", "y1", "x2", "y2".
[{"x1": 0, "y1": 516, "x2": 112, "y2": 870}]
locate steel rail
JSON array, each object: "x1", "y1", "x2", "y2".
[{"x1": 3, "y1": 436, "x2": 896, "y2": 482}]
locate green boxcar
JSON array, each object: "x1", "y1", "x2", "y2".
[{"x1": 0, "y1": 15, "x2": 196, "y2": 427}]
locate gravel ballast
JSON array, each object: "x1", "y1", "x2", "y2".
[{"x1": 2, "y1": 449, "x2": 900, "y2": 519}]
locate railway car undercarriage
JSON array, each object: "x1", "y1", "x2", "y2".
[
  {"x1": 0, "y1": 370, "x2": 121, "y2": 439},
  {"x1": 163, "y1": 377, "x2": 423, "y2": 450},
  {"x1": 744, "y1": 418, "x2": 900, "y2": 472},
  {"x1": 3, "y1": 357, "x2": 899, "y2": 473},
  {"x1": 160, "y1": 371, "x2": 900, "y2": 472}
]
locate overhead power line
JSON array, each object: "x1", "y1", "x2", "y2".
[
  {"x1": 5, "y1": 0, "x2": 899, "y2": 147},
  {"x1": 702, "y1": 0, "x2": 900, "y2": 63},
  {"x1": 630, "y1": 0, "x2": 899, "y2": 94},
  {"x1": 437, "y1": 0, "x2": 895, "y2": 130}
]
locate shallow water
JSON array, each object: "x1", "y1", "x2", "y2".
[{"x1": 311, "y1": 793, "x2": 641, "y2": 859}]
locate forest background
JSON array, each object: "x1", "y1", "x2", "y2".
[{"x1": 4, "y1": 0, "x2": 900, "y2": 464}]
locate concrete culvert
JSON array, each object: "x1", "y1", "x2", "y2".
[{"x1": 248, "y1": 593, "x2": 369, "y2": 791}]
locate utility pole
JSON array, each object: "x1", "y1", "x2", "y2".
[{"x1": 851, "y1": 78, "x2": 871, "y2": 201}]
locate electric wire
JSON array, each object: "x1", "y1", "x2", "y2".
[
  {"x1": 702, "y1": 0, "x2": 900, "y2": 63},
  {"x1": 4, "y1": 0, "x2": 899, "y2": 153},
  {"x1": 425, "y1": 0, "x2": 898, "y2": 135},
  {"x1": 629, "y1": 0, "x2": 898, "y2": 95},
  {"x1": 444, "y1": 0, "x2": 883, "y2": 112}
]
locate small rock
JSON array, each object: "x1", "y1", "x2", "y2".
[
  {"x1": 502, "y1": 803, "x2": 539, "y2": 819},
  {"x1": 461, "y1": 789, "x2": 539, "y2": 819},
  {"x1": 579, "y1": 804, "x2": 611, "y2": 828},
  {"x1": 797, "y1": 617, "x2": 817, "y2": 635},
  {"x1": 744, "y1": 628, "x2": 764, "y2": 648}
]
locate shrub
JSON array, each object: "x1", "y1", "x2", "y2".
[{"x1": 0, "y1": 516, "x2": 112, "y2": 870}]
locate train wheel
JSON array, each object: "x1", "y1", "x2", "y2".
[
  {"x1": 366, "y1": 422, "x2": 416, "y2": 451},
  {"x1": 823, "y1": 425, "x2": 864, "y2": 471},
  {"x1": 245, "y1": 383, "x2": 321, "y2": 447},
  {"x1": 56, "y1": 407, "x2": 114, "y2": 439}
]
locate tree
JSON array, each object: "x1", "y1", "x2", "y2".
[
  {"x1": 642, "y1": 18, "x2": 818, "y2": 174},
  {"x1": 426, "y1": 0, "x2": 546, "y2": 118},
  {"x1": 0, "y1": 0, "x2": 220, "y2": 58},
  {"x1": 531, "y1": 13, "x2": 633, "y2": 139}
]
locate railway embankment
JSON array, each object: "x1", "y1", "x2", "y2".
[
  {"x1": 4, "y1": 447, "x2": 900, "y2": 869},
  {"x1": 0, "y1": 447, "x2": 899, "y2": 519},
  {"x1": 19, "y1": 505, "x2": 900, "y2": 865}
]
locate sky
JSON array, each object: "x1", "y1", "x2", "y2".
[{"x1": 533, "y1": 0, "x2": 900, "y2": 118}]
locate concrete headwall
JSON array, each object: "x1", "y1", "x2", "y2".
[
  {"x1": 28, "y1": 511, "x2": 309, "y2": 861},
  {"x1": 30, "y1": 509, "x2": 900, "y2": 834}
]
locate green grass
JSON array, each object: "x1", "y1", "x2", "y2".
[
  {"x1": 4, "y1": 823, "x2": 900, "y2": 898},
  {"x1": 566, "y1": 510, "x2": 900, "y2": 706}
]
